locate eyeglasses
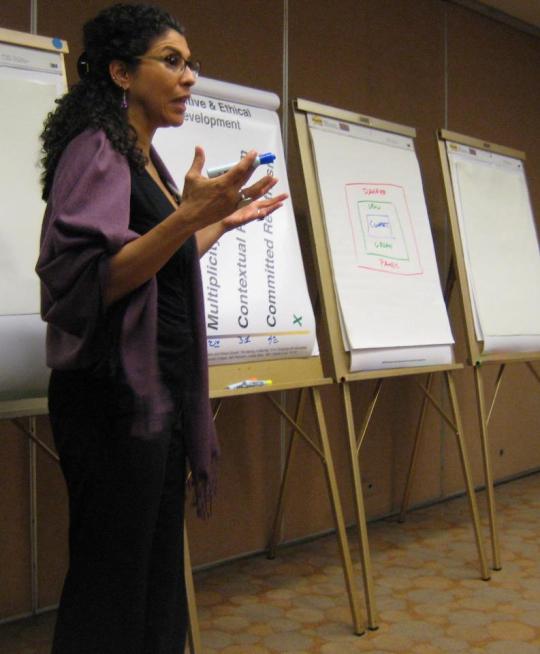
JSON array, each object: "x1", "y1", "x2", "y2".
[{"x1": 136, "y1": 53, "x2": 201, "y2": 78}]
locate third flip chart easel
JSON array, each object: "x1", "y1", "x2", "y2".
[{"x1": 437, "y1": 129, "x2": 540, "y2": 571}]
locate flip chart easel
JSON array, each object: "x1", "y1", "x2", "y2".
[
  {"x1": 290, "y1": 99, "x2": 490, "y2": 631},
  {"x1": 152, "y1": 79, "x2": 367, "y2": 641},
  {"x1": 0, "y1": 26, "x2": 69, "y2": 622},
  {"x1": 437, "y1": 129, "x2": 540, "y2": 571},
  {"x1": 209, "y1": 358, "x2": 365, "y2": 641}
]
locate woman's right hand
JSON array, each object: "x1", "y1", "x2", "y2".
[{"x1": 179, "y1": 146, "x2": 270, "y2": 230}]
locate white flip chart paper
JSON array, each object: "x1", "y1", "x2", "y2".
[
  {"x1": 446, "y1": 142, "x2": 540, "y2": 354},
  {"x1": 308, "y1": 114, "x2": 454, "y2": 371}
]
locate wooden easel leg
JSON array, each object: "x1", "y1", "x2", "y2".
[
  {"x1": 399, "y1": 374, "x2": 433, "y2": 522},
  {"x1": 11, "y1": 416, "x2": 59, "y2": 615},
  {"x1": 340, "y1": 382, "x2": 379, "y2": 630},
  {"x1": 267, "y1": 389, "x2": 307, "y2": 559},
  {"x1": 526, "y1": 362, "x2": 540, "y2": 385},
  {"x1": 29, "y1": 417, "x2": 39, "y2": 614},
  {"x1": 311, "y1": 387, "x2": 366, "y2": 636},
  {"x1": 184, "y1": 524, "x2": 202, "y2": 654},
  {"x1": 445, "y1": 371, "x2": 490, "y2": 580},
  {"x1": 474, "y1": 365, "x2": 501, "y2": 570}
]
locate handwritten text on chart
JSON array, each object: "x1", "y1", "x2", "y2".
[
  {"x1": 345, "y1": 183, "x2": 423, "y2": 276},
  {"x1": 361, "y1": 187, "x2": 387, "y2": 196}
]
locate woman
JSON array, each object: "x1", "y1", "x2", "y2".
[{"x1": 36, "y1": 4, "x2": 286, "y2": 653}]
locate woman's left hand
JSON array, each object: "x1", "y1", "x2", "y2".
[
  {"x1": 220, "y1": 177, "x2": 288, "y2": 232},
  {"x1": 196, "y1": 175, "x2": 289, "y2": 257}
]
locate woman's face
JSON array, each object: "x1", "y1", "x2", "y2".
[{"x1": 125, "y1": 29, "x2": 196, "y2": 137}]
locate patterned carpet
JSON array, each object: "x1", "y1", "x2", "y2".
[{"x1": 1, "y1": 472, "x2": 539, "y2": 653}]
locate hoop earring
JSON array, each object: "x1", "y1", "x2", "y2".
[{"x1": 121, "y1": 89, "x2": 128, "y2": 110}]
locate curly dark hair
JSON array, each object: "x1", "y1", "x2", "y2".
[{"x1": 40, "y1": 3, "x2": 184, "y2": 200}]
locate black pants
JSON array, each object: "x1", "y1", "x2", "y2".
[{"x1": 49, "y1": 370, "x2": 187, "y2": 654}]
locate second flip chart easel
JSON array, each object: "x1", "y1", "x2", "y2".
[
  {"x1": 437, "y1": 130, "x2": 540, "y2": 571},
  {"x1": 290, "y1": 99, "x2": 490, "y2": 631}
]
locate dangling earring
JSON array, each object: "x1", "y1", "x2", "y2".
[{"x1": 121, "y1": 89, "x2": 128, "y2": 109}]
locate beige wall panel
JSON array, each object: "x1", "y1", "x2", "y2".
[
  {"x1": 0, "y1": 0, "x2": 30, "y2": 33},
  {"x1": 487, "y1": 365, "x2": 540, "y2": 478},
  {"x1": 37, "y1": 0, "x2": 283, "y2": 95},
  {"x1": 388, "y1": 375, "x2": 446, "y2": 510},
  {"x1": 359, "y1": 380, "x2": 410, "y2": 517},
  {"x1": 168, "y1": 1, "x2": 283, "y2": 96},
  {"x1": 280, "y1": 385, "x2": 352, "y2": 542},
  {"x1": 0, "y1": 422, "x2": 31, "y2": 619}
]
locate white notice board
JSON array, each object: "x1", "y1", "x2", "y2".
[
  {"x1": 154, "y1": 77, "x2": 316, "y2": 366},
  {"x1": 307, "y1": 113, "x2": 454, "y2": 371},
  {"x1": 445, "y1": 141, "x2": 540, "y2": 354},
  {"x1": 0, "y1": 33, "x2": 67, "y2": 400}
]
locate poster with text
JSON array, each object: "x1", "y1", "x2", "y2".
[{"x1": 154, "y1": 78, "x2": 316, "y2": 366}]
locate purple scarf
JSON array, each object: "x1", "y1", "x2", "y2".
[{"x1": 36, "y1": 128, "x2": 219, "y2": 517}]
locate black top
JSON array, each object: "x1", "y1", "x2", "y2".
[{"x1": 129, "y1": 167, "x2": 197, "y2": 421}]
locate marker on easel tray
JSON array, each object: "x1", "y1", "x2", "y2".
[
  {"x1": 207, "y1": 152, "x2": 276, "y2": 178},
  {"x1": 226, "y1": 379, "x2": 273, "y2": 390}
]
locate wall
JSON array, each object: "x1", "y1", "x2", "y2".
[{"x1": 0, "y1": 0, "x2": 539, "y2": 621}]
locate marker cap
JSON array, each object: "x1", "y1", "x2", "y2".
[{"x1": 258, "y1": 152, "x2": 276, "y2": 165}]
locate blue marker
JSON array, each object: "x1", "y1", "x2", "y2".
[{"x1": 207, "y1": 152, "x2": 276, "y2": 178}]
